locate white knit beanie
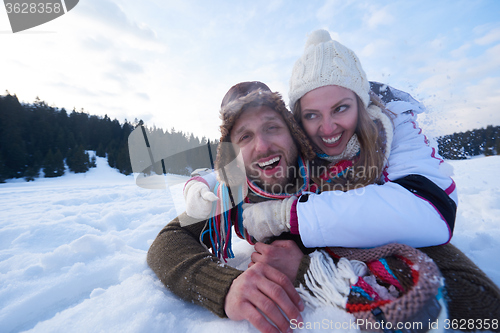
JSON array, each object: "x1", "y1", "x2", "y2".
[
  {"x1": 289, "y1": 29, "x2": 370, "y2": 110},
  {"x1": 289, "y1": 29, "x2": 394, "y2": 163}
]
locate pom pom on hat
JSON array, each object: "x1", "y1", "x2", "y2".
[
  {"x1": 289, "y1": 29, "x2": 370, "y2": 111},
  {"x1": 304, "y1": 29, "x2": 332, "y2": 49}
]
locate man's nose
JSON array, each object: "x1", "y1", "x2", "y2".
[{"x1": 254, "y1": 133, "x2": 271, "y2": 153}]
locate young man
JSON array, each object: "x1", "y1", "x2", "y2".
[
  {"x1": 147, "y1": 81, "x2": 314, "y2": 333},
  {"x1": 148, "y1": 81, "x2": 500, "y2": 333}
]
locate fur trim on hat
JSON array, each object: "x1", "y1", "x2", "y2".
[{"x1": 214, "y1": 89, "x2": 315, "y2": 185}]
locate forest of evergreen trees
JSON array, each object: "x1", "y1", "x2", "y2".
[
  {"x1": 436, "y1": 125, "x2": 500, "y2": 160},
  {"x1": 0, "y1": 92, "x2": 214, "y2": 183},
  {"x1": 1, "y1": 91, "x2": 499, "y2": 183}
]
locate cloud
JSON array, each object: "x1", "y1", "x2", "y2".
[
  {"x1": 316, "y1": 0, "x2": 354, "y2": 22},
  {"x1": 360, "y1": 38, "x2": 394, "y2": 58},
  {"x1": 366, "y1": 7, "x2": 395, "y2": 29},
  {"x1": 450, "y1": 43, "x2": 472, "y2": 58},
  {"x1": 77, "y1": 0, "x2": 156, "y2": 40},
  {"x1": 114, "y1": 59, "x2": 144, "y2": 74},
  {"x1": 475, "y1": 26, "x2": 500, "y2": 45},
  {"x1": 81, "y1": 36, "x2": 114, "y2": 52},
  {"x1": 136, "y1": 93, "x2": 149, "y2": 101},
  {"x1": 429, "y1": 36, "x2": 447, "y2": 52},
  {"x1": 1, "y1": 0, "x2": 499, "y2": 141},
  {"x1": 414, "y1": 37, "x2": 500, "y2": 135}
]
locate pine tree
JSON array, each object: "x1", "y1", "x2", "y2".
[
  {"x1": 96, "y1": 142, "x2": 106, "y2": 158},
  {"x1": 484, "y1": 125, "x2": 495, "y2": 156},
  {"x1": 116, "y1": 144, "x2": 132, "y2": 175},
  {"x1": 106, "y1": 139, "x2": 117, "y2": 168},
  {"x1": 24, "y1": 166, "x2": 39, "y2": 182},
  {"x1": 0, "y1": 94, "x2": 28, "y2": 178},
  {"x1": 42, "y1": 149, "x2": 55, "y2": 177},
  {"x1": 0, "y1": 153, "x2": 6, "y2": 183},
  {"x1": 43, "y1": 149, "x2": 65, "y2": 177},
  {"x1": 67, "y1": 145, "x2": 90, "y2": 173},
  {"x1": 53, "y1": 149, "x2": 65, "y2": 176},
  {"x1": 90, "y1": 155, "x2": 97, "y2": 168}
]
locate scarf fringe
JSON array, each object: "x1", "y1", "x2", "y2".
[{"x1": 297, "y1": 250, "x2": 362, "y2": 309}]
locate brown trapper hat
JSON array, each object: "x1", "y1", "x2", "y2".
[{"x1": 214, "y1": 81, "x2": 314, "y2": 185}]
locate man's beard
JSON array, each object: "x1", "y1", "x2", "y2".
[{"x1": 245, "y1": 144, "x2": 299, "y2": 194}]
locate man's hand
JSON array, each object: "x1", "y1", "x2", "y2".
[
  {"x1": 225, "y1": 262, "x2": 304, "y2": 333},
  {"x1": 249, "y1": 241, "x2": 304, "y2": 283},
  {"x1": 242, "y1": 197, "x2": 297, "y2": 242}
]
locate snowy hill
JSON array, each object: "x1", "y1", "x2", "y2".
[{"x1": 1, "y1": 155, "x2": 499, "y2": 333}]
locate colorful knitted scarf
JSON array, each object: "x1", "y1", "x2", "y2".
[
  {"x1": 315, "y1": 133, "x2": 361, "y2": 164},
  {"x1": 298, "y1": 244, "x2": 445, "y2": 330},
  {"x1": 203, "y1": 157, "x2": 318, "y2": 261}
]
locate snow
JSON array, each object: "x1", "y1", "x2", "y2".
[{"x1": 1, "y1": 155, "x2": 499, "y2": 333}]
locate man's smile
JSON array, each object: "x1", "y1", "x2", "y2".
[{"x1": 257, "y1": 155, "x2": 281, "y2": 170}]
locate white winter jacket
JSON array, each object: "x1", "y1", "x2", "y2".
[{"x1": 296, "y1": 85, "x2": 458, "y2": 248}]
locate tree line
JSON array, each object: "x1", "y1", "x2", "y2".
[
  {"x1": 436, "y1": 125, "x2": 500, "y2": 160},
  {"x1": 1, "y1": 91, "x2": 499, "y2": 183},
  {"x1": 0, "y1": 92, "x2": 216, "y2": 183}
]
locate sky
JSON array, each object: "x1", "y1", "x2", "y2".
[{"x1": 1, "y1": 0, "x2": 499, "y2": 141}]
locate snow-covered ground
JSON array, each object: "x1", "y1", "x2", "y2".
[{"x1": 1, "y1": 155, "x2": 499, "y2": 333}]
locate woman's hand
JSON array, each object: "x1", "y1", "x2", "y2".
[
  {"x1": 183, "y1": 180, "x2": 218, "y2": 219},
  {"x1": 242, "y1": 197, "x2": 297, "y2": 242}
]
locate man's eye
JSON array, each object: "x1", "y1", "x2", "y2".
[{"x1": 240, "y1": 134, "x2": 250, "y2": 142}]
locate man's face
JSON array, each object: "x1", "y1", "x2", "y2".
[{"x1": 230, "y1": 105, "x2": 298, "y2": 193}]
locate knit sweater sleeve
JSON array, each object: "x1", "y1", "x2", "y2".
[
  {"x1": 294, "y1": 254, "x2": 311, "y2": 288},
  {"x1": 147, "y1": 212, "x2": 243, "y2": 318}
]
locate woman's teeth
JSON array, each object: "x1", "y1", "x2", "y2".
[
  {"x1": 258, "y1": 156, "x2": 280, "y2": 168},
  {"x1": 322, "y1": 133, "x2": 342, "y2": 144}
]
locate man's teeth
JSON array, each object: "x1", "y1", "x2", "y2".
[
  {"x1": 258, "y1": 156, "x2": 280, "y2": 168},
  {"x1": 322, "y1": 133, "x2": 342, "y2": 144}
]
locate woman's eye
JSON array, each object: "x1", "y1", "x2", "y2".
[
  {"x1": 303, "y1": 113, "x2": 317, "y2": 120},
  {"x1": 336, "y1": 105, "x2": 349, "y2": 113}
]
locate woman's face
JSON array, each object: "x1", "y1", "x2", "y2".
[{"x1": 299, "y1": 85, "x2": 358, "y2": 156}]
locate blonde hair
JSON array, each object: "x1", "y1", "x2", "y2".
[{"x1": 293, "y1": 93, "x2": 393, "y2": 191}]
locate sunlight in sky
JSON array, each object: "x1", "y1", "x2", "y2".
[{"x1": 1, "y1": 0, "x2": 499, "y2": 140}]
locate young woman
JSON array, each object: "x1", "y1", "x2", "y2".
[
  {"x1": 241, "y1": 29, "x2": 500, "y2": 324},
  {"x1": 182, "y1": 30, "x2": 500, "y2": 325},
  {"x1": 242, "y1": 29, "x2": 457, "y2": 250}
]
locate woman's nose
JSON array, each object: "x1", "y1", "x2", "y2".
[{"x1": 320, "y1": 116, "x2": 337, "y2": 135}]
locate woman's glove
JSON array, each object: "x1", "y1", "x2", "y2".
[
  {"x1": 242, "y1": 196, "x2": 297, "y2": 242},
  {"x1": 183, "y1": 180, "x2": 219, "y2": 219}
]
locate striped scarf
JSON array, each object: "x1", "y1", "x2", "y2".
[{"x1": 204, "y1": 157, "x2": 318, "y2": 261}]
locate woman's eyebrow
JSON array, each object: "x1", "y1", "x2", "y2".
[
  {"x1": 330, "y1": 97, "x2": 354, "y2": 110},
  {"x1": 302, "y1": 97, "x2": 354, "y2": 112}
]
